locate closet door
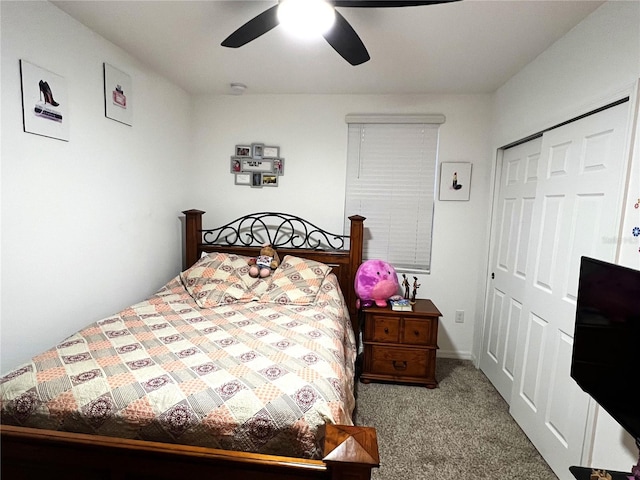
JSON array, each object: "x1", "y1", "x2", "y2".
[
  {"x1": 507, "y1": 102, "x2": 629, "y2": 479},
  {"x1": 480, "y1": 137, "x2": 541, "y2": 402}
]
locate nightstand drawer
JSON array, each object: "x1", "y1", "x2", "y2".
[
  {"x1": 402, "y1": 318, "x2": 433, "y2": 345},
  {"x1": 369, "y1": 345, "x2": 428, "y2": 378},
  {"x1": 369, "y1": 315, "x2": 400, "y2": 343}
]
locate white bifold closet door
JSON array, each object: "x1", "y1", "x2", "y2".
[
  {"x1": 481, "y1": 101, "x2": 630, "y2": 479},
  {"x1": 480, "y1": 137, "x2": 542, "y2": 402}
]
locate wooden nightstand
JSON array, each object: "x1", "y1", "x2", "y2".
[{"x1": 360, "y1": 299, "x2": 442, "y2": 388}]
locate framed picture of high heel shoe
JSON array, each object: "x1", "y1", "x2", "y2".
[
  {"x1": 19, "y1": 59, "x2": 69, "y2": 141},
  {"x1": 103, "y1": 63, "x2": 132, "y2": 126}
]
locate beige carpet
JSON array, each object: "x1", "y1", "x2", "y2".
[{"x1": 354, "y1": 358, "x2": 559, "y2": 479}]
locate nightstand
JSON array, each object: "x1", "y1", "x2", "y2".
[{"x1": 360, "y1": 299, "x2": 442, "y2": 388}]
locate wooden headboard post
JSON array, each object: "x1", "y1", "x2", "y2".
[
  {"x1": 346, "y1": 214, "x2": 365, "y2": 330},
  {"x1": 183, "y1": 209, "x2": 205, "y2": 269}
]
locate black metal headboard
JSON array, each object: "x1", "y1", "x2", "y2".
[{"x1": 200, "y1": 212, "x2": 348, "y2": 251}]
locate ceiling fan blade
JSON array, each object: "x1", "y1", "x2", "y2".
[
  {"x1": 322, "y1": 10, "x2": 370, "y2": 66},
  {"x1": 333, "y1": 0, "x2": 460, "y2": 7},
  {"x1": 221, "y1": 5, "x2": 280, "y2": 48}
]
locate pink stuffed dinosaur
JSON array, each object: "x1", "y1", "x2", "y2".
[{"x1": 354, "y1": 259, "x2": 400, "y2": 308}]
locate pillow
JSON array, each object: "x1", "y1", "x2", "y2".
[
  {"x1": 259, "y1": 255, "x2": 331, "y2": 305},
  {"x1": 180, "y1": 253, "x2": 251, "y2": 308},
  {"x1": 220, "y1": 253, "x2": 270, "y2": 301}
]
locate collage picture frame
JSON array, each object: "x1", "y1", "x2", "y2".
[{"x1": 231, "y1": 143, "x2": 285, "y2": 188}]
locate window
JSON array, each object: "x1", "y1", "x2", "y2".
[{"x1": 344, "y1": 114, "x2": 444, "y2": 273}]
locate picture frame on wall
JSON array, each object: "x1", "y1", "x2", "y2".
[
  {"x1": 103, "y1": 63, "x2": 132, "y2": 126},
  {"x1": 241, "y1": 158, "x2": 274, "y2": 173},
  {"x1": 235, "y1": 173, "x2": 251, "y2": 185},
  {"x1": 235, "y1": 145, "x2": 251, "y2": 157},
  {"x1": 252, "y1": 143, "x2": 264, "y2": 158},
  {"x1": 273, "y1": 158, "x2": 285, "y2": 175},
  {"x1": 230, "y1": 143, "x2": 284, "y2": 187},
  {"x1": 263, "y1": 146, "x2": 279, "y2": 158},
  {"x1": 262, "y1": 174, "x2": 278, "y2": 187},
  {"x1": 439, "y1": 162, "x2": 472, "y2": 201},
  {"x1": 251, "y1": 172, "x2": 263, "y2": 188},
  {"x1": 20, "y1": 59, "x2": 69, "y2": 141},
  {"x1": 230, "y1": 156, "x2": 242, "y2": 173}
]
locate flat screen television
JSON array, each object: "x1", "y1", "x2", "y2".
[{"x1": 571, "y1": 256, "x2": 640, "y2": 443}]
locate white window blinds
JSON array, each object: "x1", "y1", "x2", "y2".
[{"x1": 344, "y1": 116, "x2": 443, "y2": 272}]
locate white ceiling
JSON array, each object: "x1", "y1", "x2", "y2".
[{"x1": 52, "y1": 0, "x2": 604, "y2": 95}]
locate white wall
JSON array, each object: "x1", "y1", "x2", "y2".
[
  {"x1": 489, "y1": 1, "x2": 640, "y2": 471},
  {"x1": 0, "y1": 1, "x2": 192, "y2": 370},
  {"x1": 188, "y1": 93, "x2": 493, "y2": 359},
  {"x1": 2, "y1": 0, "x2": 638, "y2": 470}
]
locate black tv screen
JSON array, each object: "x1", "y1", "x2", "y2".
[{"x1": 571, "y1": 256, "x2": 640, "y2": 441}]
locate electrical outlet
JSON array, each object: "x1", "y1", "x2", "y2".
[{"x1": 455, "y1": 310, "x2": 464, "y2": 323}]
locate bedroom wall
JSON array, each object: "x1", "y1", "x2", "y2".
[
  {"x1": 0, "y1": 1, "x2": 192, "y2": 370},
  {"x1": 489, "y1": 1, "x2": 640, "y2": 471},
  {"x1": 188, "y1": 93, "x2": 492, "y2": 360}
]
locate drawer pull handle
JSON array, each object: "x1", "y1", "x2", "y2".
[
  {"x1": 393, "y1": 360, "x2": 407, "y2": 371},
  {"x1": 384, "y1": 328, "x2": 389, "y2": 334},
  {"x1": 414, "y1": 330, "x2": 420, "y2": 336}
]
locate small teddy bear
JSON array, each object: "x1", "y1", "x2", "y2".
[{"x1": 248, "y1": 244, "x2": 280, "y2": 278}]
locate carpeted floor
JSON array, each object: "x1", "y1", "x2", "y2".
[{"x1": 353, "y1": 358, "x2": 559, "y2": 479}]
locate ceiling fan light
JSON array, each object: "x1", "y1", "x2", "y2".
[{"x1": 277, "y1": 0, "x2": 336, "y2": 38}]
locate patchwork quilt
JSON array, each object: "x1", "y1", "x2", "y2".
[{"x1": 0, "y1": 255, "x2": 356, "y2": 459}]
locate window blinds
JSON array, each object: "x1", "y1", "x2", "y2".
[{"x1": 344, "y1": 120, "x2": 442, "y2": 272}]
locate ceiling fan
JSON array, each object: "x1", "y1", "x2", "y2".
[{"x1": 221, "y1": 0, "x2": 461, "y2": 66}]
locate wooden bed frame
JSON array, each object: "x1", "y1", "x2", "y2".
[{"x1": 1, "y1": 210, "x2": 378, "y2": 480}]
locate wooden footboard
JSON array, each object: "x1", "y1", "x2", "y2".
[{"x1": 1, "y1": 424, "x2": 378, "y2": 480}]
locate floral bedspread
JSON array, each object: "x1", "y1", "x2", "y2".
[{"x1": 0, "y1": 274, "x2": 356, "y2": 459}]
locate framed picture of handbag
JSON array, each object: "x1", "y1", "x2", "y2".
[
  {"x1": 20, "y1": 59, "x2": 69, "y2": 141},
  {"x1": 103, "y1": 63, "x2": 132, "y2": 126}
]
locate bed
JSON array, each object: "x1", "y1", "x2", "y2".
[{"x1": 1, "y1": 210, "x2": 378, "y2": 480}]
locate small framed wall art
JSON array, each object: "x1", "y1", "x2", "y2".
[
  {"x1": 235, "y1": 145, "x2": 251, "y2": 157},
  {"x1": 234, "y1": 173, "x2": 251, "y2": 185},
  {"x1": 231, "y1": 157, "x2": 242, "y2": 173},
  {"x1": 20, "y1": 59, "x2": 69, "y2": 141},
  {"x1": 439, "y1": 162, "x2": 472, "y2": 201},
  {"x1": 262, "y1": 173, "x2": 278, "y2": 187},
  {"x1": 104, "y1": 63, "x2": 132, "y2": 126},
  {"x1": 251, "y1": 172, "x2": 263, "y2": 188},
  {"x1": 263, "y1": 146, "x2": 279, "y2": 158},
  {"x1": 273, "y1": 158, "x2": 285, "y2": 175},
  {"x1": 252, "y1": 143, "x2": 264, "y2": 158},
  {"x1": 242, "y1": 158, "x2": 274, "y2": 173}
]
